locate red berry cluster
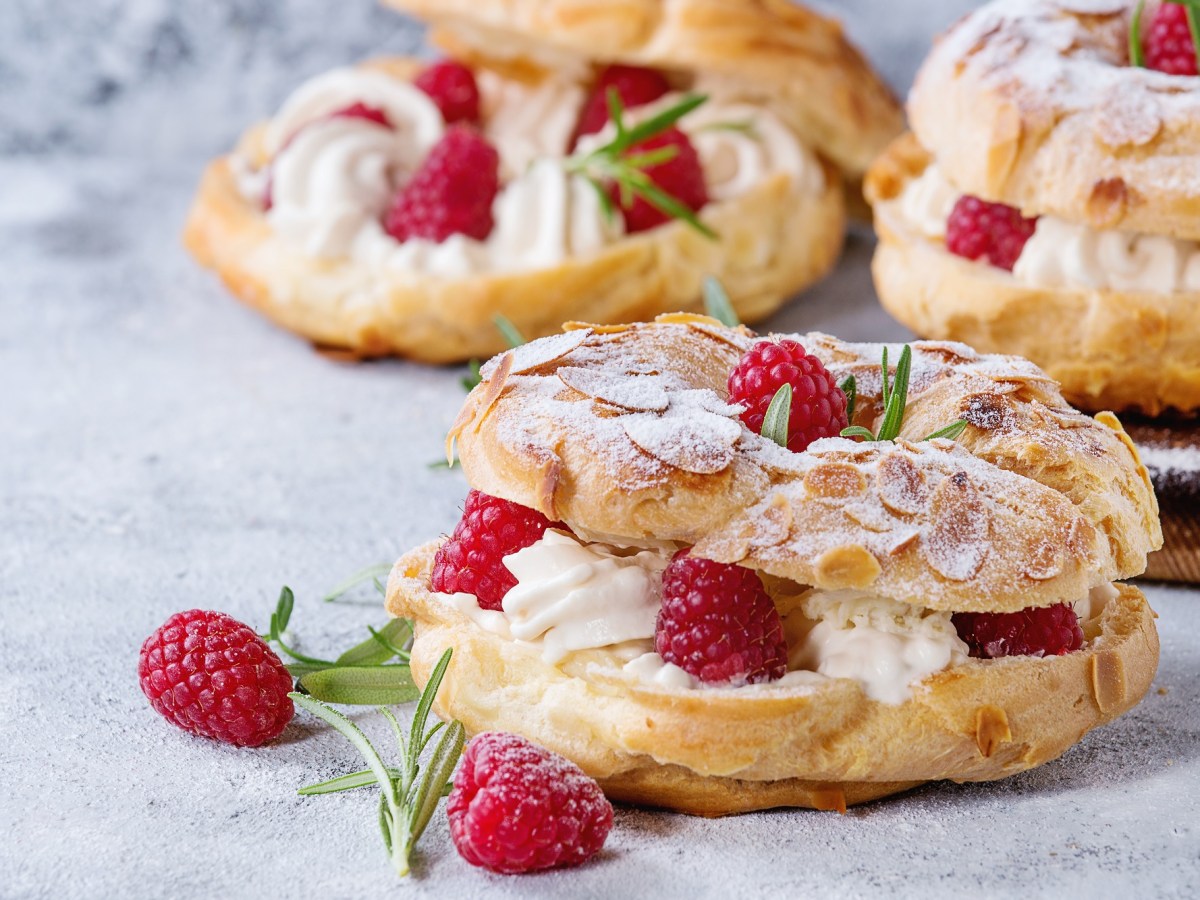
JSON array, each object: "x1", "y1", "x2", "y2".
[
  {"x1": 137, "y1": 609, "x2": 294, "y2": 747},
  {"x1": 727, "y1": 338, "x2": 849, "y2": 453},
  {"x1": 430, "y1": 489, "x2": 562, "y2": 609},
  {"x1": 1144, "y1": 3, "x2": 1200, "y2": 76},
  {"x1": 945, "y1": 195, "x2": 1038, "y2": 272},
  {"x1": 448, "y1": 732, "x2": 613, "y2": 873},
  {"x1": 952, "y1": 603, "x2": 1084, "y2": 659}
]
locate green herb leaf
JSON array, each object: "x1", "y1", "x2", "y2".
[
  {"x1": 1185, "y1": 3, "x2": 1200, "y2": 76},
  {"x1": 760, "y1": 384, "x2": 792, "y2": 449},
  {"x1": 621, "y1": 93, "x2": 708, "y2": 148},
  {"x1": 336, "y1": 618, "x2": 412, "y2": 667},
  {"x1": 702, "y1": 276, "x2": 740, "y2": 327},
  {"x1": 291, "y1": 648, "x2": 461, "y2": 878},
  {"x1": 493, "y1": 314, "x2": 526, "y2": 349},
  {"x1": 1130, "y1": 0, "x2": 1147, "y2": 67},
  {"x1": 839, "y1": 374, "x2": 857, "y2": 423},
  {"x1": 298, "y1": 666, "x2": 420, "y2": 706},
  {"x1": 323, "y1": 564, "x2": 394, "y2": 603},
  {"x1": 275, "y1": 586, "x2": 295, "y2": 635},
  {"x1": 461, "y1": 359, "x2": 482, "y2": 392},
  {"x1": 879, "y1": 345, "x2": 891, "y2": 412},
  {"x1": 839, "y1": 425, "x2": 877, "y2": 441},
  {"x1": 299, "y1": 767, "x2": 404, "y2": 796},
  {"x1": 922, "y1": 419, "x2": 969, "y2": 442},
  {"x1": 876, "y1": 345, "x2": 912, "y2": 442}
]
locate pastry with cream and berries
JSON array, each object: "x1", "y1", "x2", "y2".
[
  {"x1": 386, "y1": 314, "x2": 1162, "y2": 815},
  {"x1": 867, "y1": 0, "x2": 1200, "y2": 416},
  {"x1": 183, "y1": 0, "x2": 901, "y2": 362}
]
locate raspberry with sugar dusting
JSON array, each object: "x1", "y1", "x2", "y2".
[
  {"x1": 952, "y1": 602, "x2": 1084, "y2": 659},
  {"x1": 448, "y1": 731, "x2": 613, "y2": 874},
  {"x1": 655, "y1": 551, "x2": 788, "y2": 684},
  {"x1": 430, "y1": 489, "x2": 562, "y2": 609},
  {"x1": 383, "y1": 125, "x2": 500, "y2": 242},
  {"x1": 1144, "y1": 3, "x2": 1200, "y2": 76},
  {"x1": 137, "y1": 609, "x2": 294, "y2": 747},
  {"x1": 727, "y1": 338, "x2": 848, "y2": 453},
  {"x1": 414, "y1": 59, "x2": 481, "y2": 124},
  {"x1": 945, "y1": 195, "x2": 1038, "y2": 272}
]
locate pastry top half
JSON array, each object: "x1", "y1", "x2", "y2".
[
  {"x1": 448, "y1": 316, "x2": 1161, "y2": 614},
  {"x1": 909, "y1": 0, "x2": 1200, "y2": 240},
  {"x1": 386, "y1": 0, "x2": 903, "y2": 180}
]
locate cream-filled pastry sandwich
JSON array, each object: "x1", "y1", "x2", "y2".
[
  {"x1": 867, "y1": 0, "x2": 1200, "y2": 416},
  {"x1": 184, "y1": 0, "x2": 901, "y2": 362},
  {"x1": 386, "y1": 314, "x2": 1162, "y2": 815}
]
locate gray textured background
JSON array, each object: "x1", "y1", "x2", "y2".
[{"x1": 3, "y1": 2, "x2": 1199, "y2": 898}]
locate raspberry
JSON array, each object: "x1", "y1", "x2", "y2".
[
  {"x1": 655, "y1": 551, "x2": 788, "y2": 684},
  {"x1": 945, "y1": 195, "x2": 1038, "y2": 271},
  {"x1": 447, "y1": 732, "x2": 613, "y2": 874},
  {"x1": 137, "y1": 609, "x2": 294, "y2": 747},
  {"x1": 383, "y1": 126, "x2": 500, "y2": 242},
  {"x1": 574, "y1": 64, "x2": 670, "y2": 141},
  {"x1": 1144, "y1": 3, "x2": 1199, "y2": 75},
  {"x1": 414, "y1": 59, "x2": 481, "y2": 124},
  {"x1": 952, "y1": 603, "x2": 1084, "y2": 659},
  {"x1": 263, "y1": 102, "x2": 392, "y2": 210},
  {"x1": 609, "y1": 126, "x2": 708, "y2": 233},
  {"x1": 727, "y1": 339, "x2": 849, "y2": 453},
  {"x1": 430, "y1": 490, "x2": 561, "y2": 609}
]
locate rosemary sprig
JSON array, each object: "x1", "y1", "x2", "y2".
[
  {"x1": 761, "y1": 384, "x2": 792, "y2": 448},
  {"x1": 565, "y1": 90, "x2": 717, "y2": 239},
  {"x1": 261, "y1": 581, "x2": 418, "y2": 705},
  {"x1": 838, "y1": 344, "x2": 967, "y2": 443},
  {"x1": 702, "y1": 276, "x2": 740, "y2": 327},
  {"x1": 291, "y1": 648, "x2": 465, "y2": 878},
  {"x1": 1131, "y1": 1, "x2": 1200, "y2": 73}
]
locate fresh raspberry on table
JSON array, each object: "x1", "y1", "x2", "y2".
[
  {"x1": 383, "y1": 125, "x2": 500, "y2": 242},
  {"x1": 414, "y1": 59, "x2": 481, "y2": 124},
  {"x1": 952, "y1": 603, "x2": 1084, "y2": 659},
  {"x1": 137, "y1": 609, "x2": 294, "y2": 747},
  {"x1": 945, "y1": 195, "x2": 1038, "y2": 271},
  {"x1": 727, "y1": 339, "x2": 849, "y2": 453},
  {"x1": 608, "y1": 126, "x2": 708, "y2": 233},
  {"x1": 655, "y1": 551, "x2": 788, "y2": 684},
  {"x1": 1144, "y1": 3, "x2": 1200, "y2": 75},
  {"x1": 430, "y1": 490, "x2": 562, "y2": 609},
  {"x1": 574, "y1": 63, "x2": 670, "y2": 141},
  {"x1": 447, "y1": 731, "x2": 613, "y2": 874}
]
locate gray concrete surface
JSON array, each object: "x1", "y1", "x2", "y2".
[{"x1": 2, "y1": 2, "x2": 1198, "y2": 898}]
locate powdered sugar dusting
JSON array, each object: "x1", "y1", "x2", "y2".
[
  {"x1": 557, "y1": 367, "x2": 670, "y2": 412},
  {"x1": 480, "y1": 328, "x2": 592, "y2": 379}
]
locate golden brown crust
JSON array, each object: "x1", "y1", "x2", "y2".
[
  {"x1": 182, "y1": 58, "x2": 846, "y2": 363},
  {"x1": 908, "y1": 0, "x2": 1200, "y2": 239},
  {"x1": 387, "y1": 541, "x2": 1159, "y2": 812},
  {"x1": 449, "y1": 319, "x2": 1161, "y2": 606},
  {"x1": 385, "y1": 0, "x2": 903, "y2": 180},
  {"x1": 866, "y1": 133, "x2": 1200, "y2": 417}
]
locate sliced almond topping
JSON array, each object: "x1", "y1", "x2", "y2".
[
  {"x1": 974, "y1": 706, "x2": 1012, "y2": 758},
  {"x1": 622, "y1": 410, "x2": 740, "y2": 475},
  {"x1": 687, "y1": 322, "x2": 754, "y2": 351},
  {"x1": 810, "y1": 785, "x2": 848, "y2": 815},
  {"x1": 842, "y1": 502, "x2": 892, "y2": 533},
  {"x1": 474, "y1": 351, "x2": 513, "y2": 431},
  {"x1": 888, "y1": 529, "x2": 920, "y2": 556},
  {"x1": 557, "y1": 367, "x2": 669, "y2": 412},
  {"x1": 479, "y1": 329, "x2": 592, "y2": 379},
  {"x1": 813, "y1": 544, "x2": 881, "y2": 589},
  {"x1": 804, "y1": 463, "x2": 867, "y2": 500},
  {"x1": 922, "y1": 471, "x2": 990, "y2": 581},
  {"x1": 1089, "y1": 650, "x2": 1128, "y2": 714},
  {"x1": 1023, "y1": 539, "x2": 1064, "y2": 581},
  {"x1": 876, "y1": 452, "x2": 927, "y2": 515},
  {"x1": 536, "y1": 457, "x2": 562, "y2": 520}
]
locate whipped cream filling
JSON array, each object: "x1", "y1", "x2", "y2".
[
  {"x1": 898, "y1": 164, "x2": 1200, "y2": 293},
  {"x1": 434, "y1": 530, "x2": 668, "y2": 664},
  {"x1": 234, "y1": 66, "x2": 816, "y2": 276},
  {"x1": 434, "y1": 532, "x2": 1112, "y2": 702},
  {"x1": 790, "y1": 589, "x2": 969, "y2": 705}
]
